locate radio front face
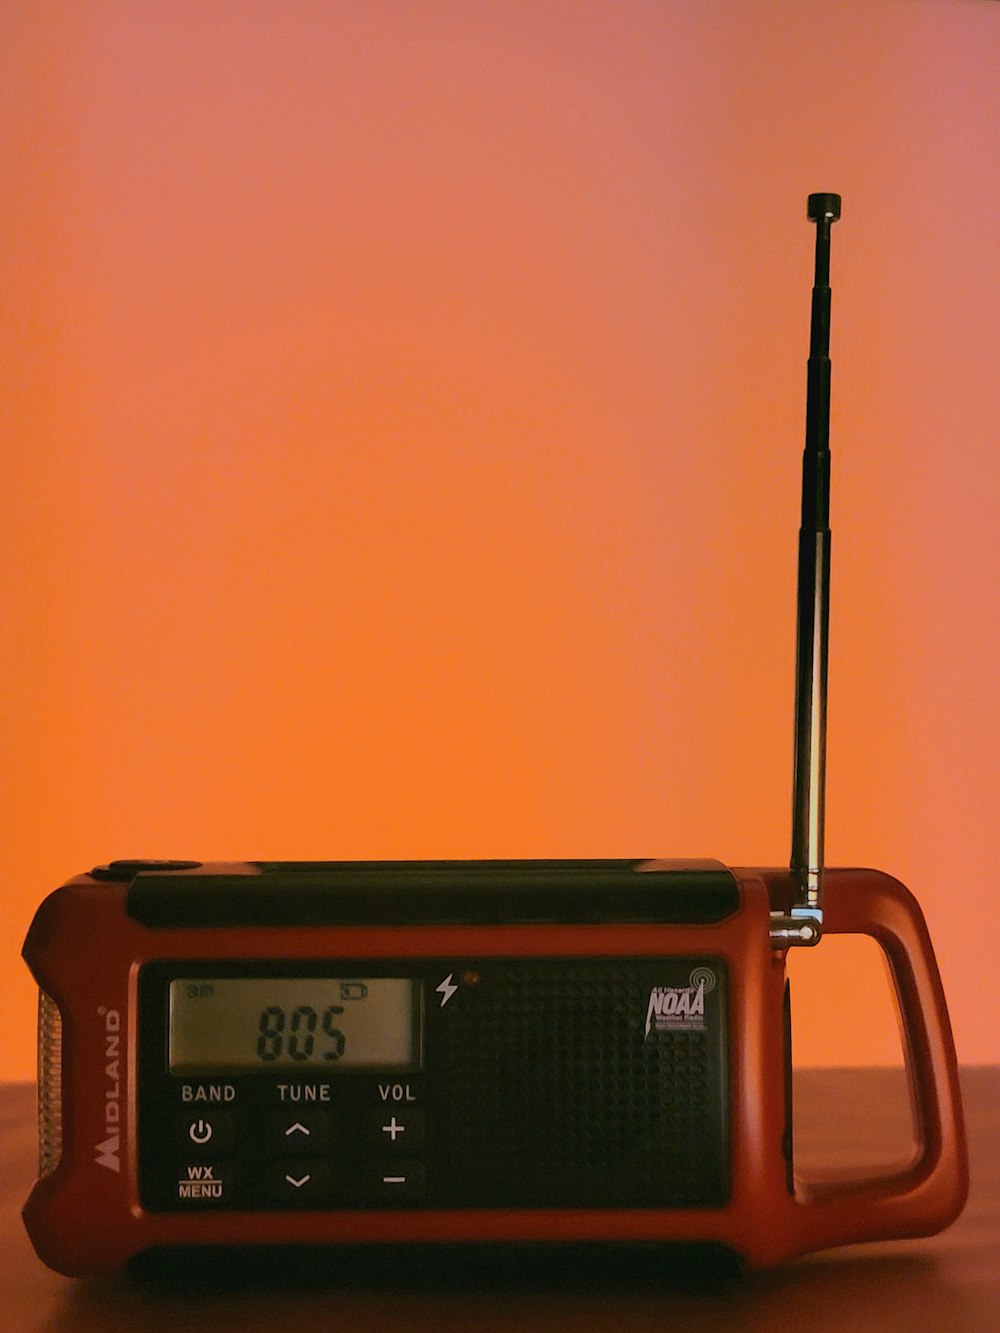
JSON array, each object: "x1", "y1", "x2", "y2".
[{"x1": 138, "y1": 957, "x2": 730, "y2": 1214}]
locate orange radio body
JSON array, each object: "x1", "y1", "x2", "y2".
[{"x1": 22, "y1": 858, "x2": 966, "y2": 1277}]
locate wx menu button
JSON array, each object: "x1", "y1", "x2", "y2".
[{"x1": 176, "y1": 1163, "x2": 232, "y2": 1203}]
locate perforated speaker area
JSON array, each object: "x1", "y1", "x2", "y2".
[{"x1": 434, "y1": 961, "x2": 728, "y2": 1207}]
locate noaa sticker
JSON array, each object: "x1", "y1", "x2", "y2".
[{"x1": 645, "y1": 967, "x2": 716, "y2": 1037}]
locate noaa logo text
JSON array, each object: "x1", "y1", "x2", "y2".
[{"x1": 645, "y1": 967, "x2": 716, "y2": 1037}]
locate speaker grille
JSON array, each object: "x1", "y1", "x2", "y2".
[{"x1": 434, "y1": 961, "x2": 728, "y2": 1207}]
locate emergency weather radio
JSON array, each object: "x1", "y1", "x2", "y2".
[{"x1": 21, "y1": 195, "x2": 968, "y2": 1277}]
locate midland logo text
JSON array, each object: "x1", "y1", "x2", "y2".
[
  {"x1": 645, "y1": 967, "x2": 716, "y2": 1037},
  {"x1": 95, "y1": 1007, "x2": 121, "y2": 1172}
]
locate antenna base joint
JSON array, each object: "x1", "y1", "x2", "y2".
[{"x1": 769, "y1": 906, "x2": 823, "y2": 949}]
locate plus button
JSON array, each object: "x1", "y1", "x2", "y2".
[{"x1": 368, "y1": 1108, "x2": 424, "y2": 1150}]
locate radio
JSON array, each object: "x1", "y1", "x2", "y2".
[{"x1": 21, "y1": 195, "x2": 968, "y2": 1278}]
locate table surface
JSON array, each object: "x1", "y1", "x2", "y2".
[{"x1": 2, "y1": 1068, "x2": 997, "y2": 1332}]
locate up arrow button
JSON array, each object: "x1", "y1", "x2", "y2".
[{"x1": 272, "y1": 1110, "x2": 331, "y2": 1152}]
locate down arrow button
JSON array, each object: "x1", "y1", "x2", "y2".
[{"x1": 270, "y1": 1158, "x2": 330, "y2": 1204}]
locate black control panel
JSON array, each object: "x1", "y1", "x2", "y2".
[{"x1": 138, "y1": 958, "x2": 729, "y2": 1212}]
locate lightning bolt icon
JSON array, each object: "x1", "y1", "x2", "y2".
[{"x1": 435, "y1": 973, "x2": 458, "y2": 1008}]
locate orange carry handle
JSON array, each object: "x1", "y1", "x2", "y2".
[{"x1": 789, "y1": 868, "x2": 968, "y2": 1255}]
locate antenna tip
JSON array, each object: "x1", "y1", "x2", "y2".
[{"x1": 808, "y1": 192, "x2": 842, "y2": 223}]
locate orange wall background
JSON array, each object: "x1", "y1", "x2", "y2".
[{"x1": 2, "y1": 0, "x2": 998, "y2": 1079}]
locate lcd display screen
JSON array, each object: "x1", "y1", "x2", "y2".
[{"x1": 168, "y1": 977, "x2": 420, "y2": 1073}]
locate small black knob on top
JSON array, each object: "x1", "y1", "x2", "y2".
[
  {"x1": 808, "y1": 193, "x2": 841, "y2": 222},
  {"x1": 91, "y1": 858, "x2": 203, "y2": 881}
]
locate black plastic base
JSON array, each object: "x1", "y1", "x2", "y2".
[{"x1": 127, "y1": 1241, "x2": 746, "y2": 1291}]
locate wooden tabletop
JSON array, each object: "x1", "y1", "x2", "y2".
[{"x1": 2, "y1": 1068, "x2": 997, "y2": 1331}]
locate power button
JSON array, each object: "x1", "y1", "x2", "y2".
[{"x1": 177, "y1": 1112, "x2": 234, "y2": 1153}]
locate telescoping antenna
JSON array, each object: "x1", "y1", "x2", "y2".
[{"x1": 770, "y1": 192, "x2": 841, "y2": 948}]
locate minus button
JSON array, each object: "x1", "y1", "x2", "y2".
[{"x1": 369, "y1": 1159, "x2": 426, "y2": 1202}]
